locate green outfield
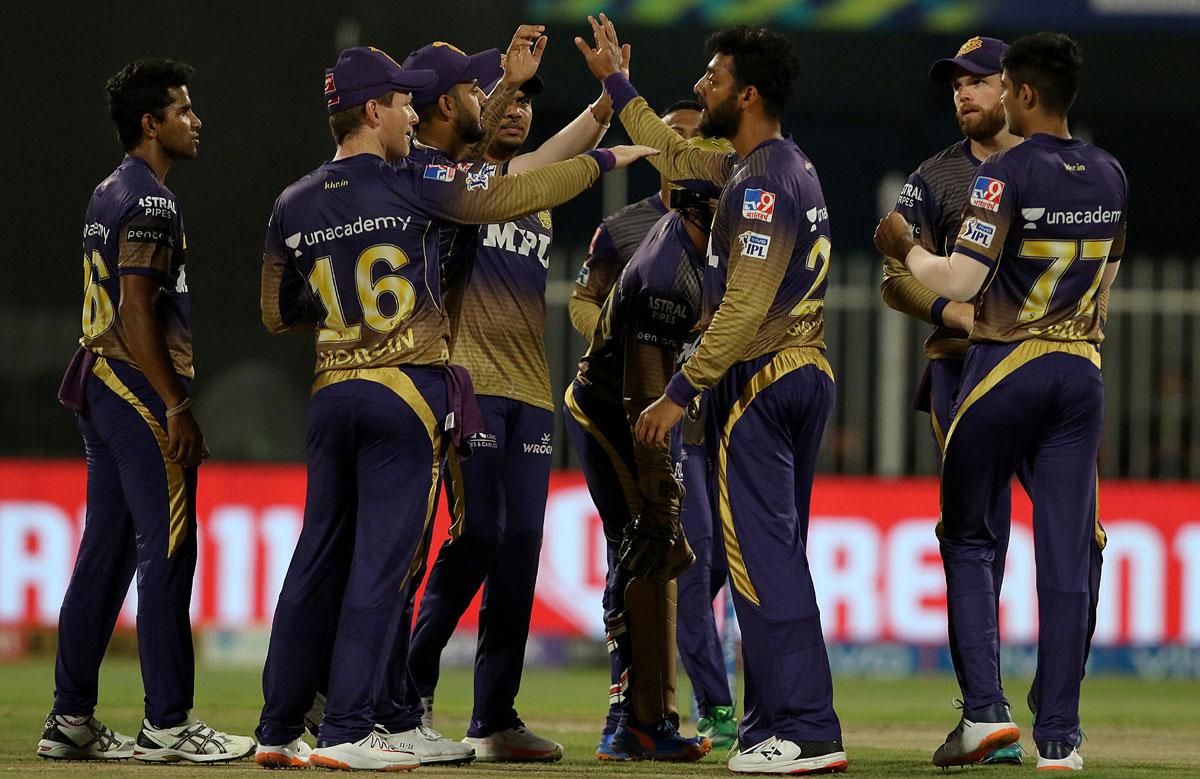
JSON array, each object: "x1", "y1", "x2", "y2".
[{"x1": 2, "y1": 658, "x2": 1196, "y2": 777}]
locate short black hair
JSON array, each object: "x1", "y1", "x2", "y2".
[
  {"x1": 105, "y1": 58, "x2": 194, "y2": 151},
  {"x1": 704, "y1": 26, "x2": 800, "y2": 119},
  {"x1": 661, "y1": 99, "x2": 702, "y2": 117},
  {"x1": 1001, "y1": 33, "x2": 1082, "y2": 117}
]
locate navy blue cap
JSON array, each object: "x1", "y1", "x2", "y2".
[
  {"x1": 403, "y1": 43, "x2": 505, "y2": 110},
  {"x1": 929, "y1": 36, "x2": 1009, "y2": 81},
  {"x1": 324, "y1": 46, "x2": 436, "y2": 114}
]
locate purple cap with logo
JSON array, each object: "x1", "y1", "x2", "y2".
[
  {"x1": 324, "y1": 46, "x2": 437, "y2": 114},
  {"x1": 402, "y1": 43, "x2": 505, "y2": 110},
  {"x1": 929, "y1": 36, "x2": 1009, "y2": 81}
]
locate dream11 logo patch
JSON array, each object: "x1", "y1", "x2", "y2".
[
  {"x1": 742, "y1": 189, "x2": 776, "y2": 222},
  {"x1": 970, "y1": 176, "x2": 1005, "y2": 212}
]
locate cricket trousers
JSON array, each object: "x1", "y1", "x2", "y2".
[
  {"x1": 940, "y1": 340, "x2": 1103, "y2": 745},
  {"x1": 703, "y1": 347, "x2": 841, "y2": 747},
  {"x1": 562, "y1": 380, "x2": 681, "y2": 731},
  {"x1": 676, "y1": 440, "x2": 733, "y2": 717},
  {"x1": 929, "y1": 357, "x2": 1105, "y2": 710},
  {"x1": 257, "y1": 367, "x2": 445, "y2": 747},
  {"x1": 54, "y1": 356, "x2": 197, "y2": 728},
  {"x1": 405, "y1": 395, "x2": 553, "y2": 737}
]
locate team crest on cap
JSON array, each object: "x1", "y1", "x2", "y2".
[
  {"x1": 432, "y1": 41, "x2": 467, "y2": 55},
  {"x1": 957, "y1": 36, "x2": 984, "y2": 57}
]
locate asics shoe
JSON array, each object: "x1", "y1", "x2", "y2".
[
  {"x1": 377, "y1": 723, "x2": 475, "y2": 765},
  {"x1": 596, "y1": 729, "x2": 633, "y2": 761},
  {"x1": 309, "y1": 731, "x2": 418, "y2": 771},
  {"x1": 36, "y1": 714, "x2": 135, "y2": 760},
  {"x1": 255, "y1": 737, "x2": 312, "y2": 768},
  {"x1": 932, "y1": 702, "x2": 1020, "y2": 767},
  {"x1": 727, "y1": 736, "x2": 848, "y2": 774},
  {"x1": 134, "y1": 715, "x2": 255, "y2": 763},
  {"x1": 1036, "y1": 740, "x2": 1083, "y2": 770},
  {"x1": 464, "y1": 721, "x2": 562, "y2": 762},
  {"x1": 612, "y1": 715, "x2": 708, "y2": 762},
  {"x1": 697, "y1": 705, "x2": 739, "y2": 751}
]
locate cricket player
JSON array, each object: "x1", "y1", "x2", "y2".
[
  {"x1": 571, "y1": 103, "x2": 739, "y2": 758},
  {"x1": 874, "y1": 32, "x2": 1126, "y2": 772},
  {"x1": 373, "y1": 33, "x2": 614, "y2": 763},
  {"x1": 879, "y1": 36, "x2": 1027, "y2": 766},
  {"x1": 42, "y1": 58, "x2": 255, "y2": 764},
  {"x1": 254, "y1": 45, "x2": 653, "y2": 771},
  {"x1": 565, "y1": 141, "x2": 730, "y2": 761},
  {"x1": 578, "y1": 16, "x2": 848, "y2": 774}
]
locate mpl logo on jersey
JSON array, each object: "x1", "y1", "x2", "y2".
[
  {"x1": 738, "y1": 230, "x2": 771, "y2": 259},
  {"x1": 423, "y1": 165, "x2": 456, "y2": 182},
  {"x1": 742, "y1": 189, "x2": 776, "y2": 222},
  {"x1": 970, "y1": 176, "x2": 1005, "y2": 212},
  {"x1": 959, "y1": 217, "x2": 996, "y2": 249}
]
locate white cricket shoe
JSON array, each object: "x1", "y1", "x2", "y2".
[
  {"x1": 1036, "y1": 741, "x2": 1084, "y2": 770},
  {"x1": 728, "y1": 736, "x2": 848, "y2": 774},
  {"x1": 378, "y1": 723, "x2": 475, "y2": 765},
  {"x1": 36, "y1": 714, "x2": 135, "y2": 760},
  {"x1": 134, "y1": 715, "x2": 255, "y2": 763},
  {"x1": 255, "y1": 737, "x2": 312, "y2": 768},
  {"x1": 463, "y1": 723, "x2": 564, "y2": 762},
  {"x1": 932, "y1": 702, "x2": 1020, "y2": 767},
  {"x1": 309, "y1": 731, "x2": 418, "y2": 771}
]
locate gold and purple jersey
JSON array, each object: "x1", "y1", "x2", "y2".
[
  {"x1": 953, "y1": 134, "x2": 1128, "y2": 344},
  {"x1": 79, "y1": 156, "x2": 193, "y2": 378},
  {"x1": 405, "y1": 142, "x2": 557, "y2": 411},
  {"x1": 261, "y1": 151, "x2": 603, "y2": 373},
  {"x1": 570, "y1": 194, "x2": 668, "y2": 327},
  {"x1": 576, "y1": 210, "x2": 704, "y2": 410},
  {"x1": 886, "y1": 139, "x2": 981, "y2": 360}
]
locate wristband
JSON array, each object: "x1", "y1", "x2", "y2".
[
  {"x1": 165, "y1": 397, "x2": 192, "y2": 418},
  {"x1": 584, "y1": 148, "x2": 617, "y2": 174}
]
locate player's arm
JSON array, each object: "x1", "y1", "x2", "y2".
[
  {"x1": 418, "y1": 146, "x2": 655, "y2": 226},
  {"x1": 471, "y1": 25, "x2": 548, "y2": 158},
  {"x1": 880, "y1": 172, "x2": 972, "y2": 331},
  {"x1": 574, "y1": 14, "x2": 731, "y2": 186},
  {"x1": 260, "y1": 210, "x2": 319, "y2": 334},
  {"x1": 568, "y1": 223, "x2": 622, "y2": 337},
  {"x1": 635, "y1": 183, "x2": 799, "y2": 447},
  {"x1": 506, "y1": 93, "x2": 613, "y2": 174},
  {"x1": 114, "y1": 206, "x2": 203, "y2": 467}
]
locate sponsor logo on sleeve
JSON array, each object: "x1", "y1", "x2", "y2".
[
  {"x1": 958, "y1": 217, "x2": 996, "y2": 249},
  {"x1": 896, "y1": 182, "x2": 924, "y2": 209},
  {"x1": 423, "y1": 164, "x2": 457, "y2": 182},
  {"x1": 805, "y1": 205, "x2": 829, "y2": 232},
  {"x1": 138, "y1": 195, "x2": 177, "y2": 220},
  {"x1": 742, "y1": 188, "x2": 776, "y2": 222},
  {"x1": 737, "y1": 230, "x2": 771, "y2": 259},
  {"x1": 83, "y1": 222, "x2": 110, "y2": 243},
  {"x1": 970, "y1": 176, "x2": 1005, "y2": 212},
  {"x1": 465, "y1": 170, "x2": 490, "y2": 191},
  {"x1": 575, "y1": 264, "x2": 590, "y2": 287}
]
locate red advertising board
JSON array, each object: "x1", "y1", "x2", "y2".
[{"x1": 1, "y1": 460, "x2": 1197, "y2": 646}]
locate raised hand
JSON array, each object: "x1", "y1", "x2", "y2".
[
  {"x1": 574, "y1": 12, "x2": 625, "y2": 80},
  {"x1": 503, "y1": 24, "x2": 548, "y2": 86}
]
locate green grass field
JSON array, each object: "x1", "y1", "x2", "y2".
[{"x1": 2, "y1": 658, "x2": 1196, "y2": 777}]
